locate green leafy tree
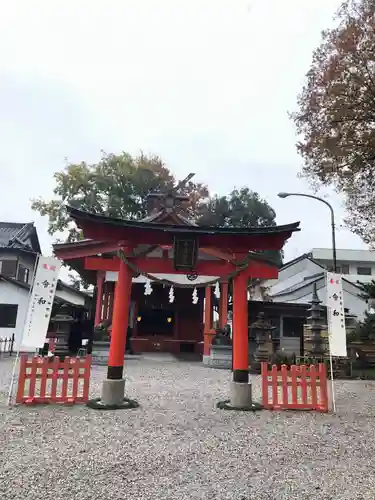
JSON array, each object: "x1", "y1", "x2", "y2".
[
  {"x1": 198, "y1": 188, "x2": 283, "y2": 266},
  {"x1": 349, "y1": 279, "x2": 375, "y2": 342},
  {"x1": 32, "y1": 152, "x2": 283, "y2": 287},
  {"x1": 355, "y1": 279, "x2": 375, "y2": 299},
  {"x1": 291, "y1": 0, "x2": 375, "y2": 244},
  {"x1": 32, "y1": 151, "x2": 209, "y2": 242},
  {"x1": 352, "y1": 311, "x2": 375, "y2": 341},
  {"x1": 198, "y1": 187, "x2": 277, "y2": 227}
]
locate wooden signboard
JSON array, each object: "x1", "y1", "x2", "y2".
[{"x1": 173, "y1": 236, "x2": 198, "y2": 271}]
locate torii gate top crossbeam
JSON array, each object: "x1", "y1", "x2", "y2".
[{"x1": 64, "y1": 206, "x2": 300, "y2": 252}]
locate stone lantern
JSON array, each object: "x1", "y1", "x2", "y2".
[
  {"x1": 250, "y1": 312, "x2": 276, "y2": 369},
  {"x1": 304, "y1": 283, "x2": 326, "y2": 357}
]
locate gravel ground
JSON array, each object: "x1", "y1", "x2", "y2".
[{"x1": 0, "y1": 354, "x2": 375, "y2": 500}]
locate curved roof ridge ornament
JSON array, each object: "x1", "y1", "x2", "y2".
[{"x1": 146, "y1": 173, "x2": 195, "y2": 216}]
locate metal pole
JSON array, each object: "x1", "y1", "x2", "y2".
[
  {"x1": 329, "y1": 204, "x2": 338, "y2": 273},
  {"x1": 278, "y1": 193, "x2": 337, "y2": 272},
  {"x1": 278, "y1": 192, "x2": 338, "y2": 412}
]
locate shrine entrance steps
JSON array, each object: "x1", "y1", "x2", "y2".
[
  {"x1": 139, "y1": 352, "x2": 201, "y2": 363},
  {"x1": 140, "y1": 353, "x2": 177, "y2": 363},
  {"x1": 172, "y1": 352, "x2": 202, "y2": 362}
]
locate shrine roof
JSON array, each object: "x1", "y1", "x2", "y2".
[
  {"x1": 140, "y1": 209, "x2": 197, "y2": 226},
  {"x1": 66, "y1": 206, "x2": 300, "y2": 237}
]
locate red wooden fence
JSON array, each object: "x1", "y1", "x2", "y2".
[
  {"x1": 16, "y1": 355, "x2": 92, "y2": 405},
  {"x1": 261, "y1": 362, "x2": 329, "y2": 412}
]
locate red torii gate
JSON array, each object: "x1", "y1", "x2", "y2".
[{"x1": 54, "y1": 206, "x2": 299, "y2": 410}]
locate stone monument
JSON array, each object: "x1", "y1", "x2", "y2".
[
  {"x1": 304, "y1": 283, "x2": 326, "y2": 357},
  {"x1": 207, "y1": 324, "x2": 233, "y2": 369},
  {"x1": 50, "y1": 310, "x2": 74, "y2": 359},
  {"x1": 250, "y1": 312, "x2": 276, "y2": 371}
]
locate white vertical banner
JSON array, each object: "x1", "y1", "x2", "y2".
[
  {"x1": 21, "y1": 256, "x2": 61, "y2": 349},
  {"x1": 326, "y1": 272, "x2": 347, "y2": 357}
]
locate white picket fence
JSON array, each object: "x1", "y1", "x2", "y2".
[{"x1": 0, "y1": 334, "x2": 14, "y2": 355}]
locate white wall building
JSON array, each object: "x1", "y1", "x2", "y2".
[
  {"x1": 0, "y1": 221, "x2": 90, "y2": 351},
  {"x1": 0, "y1": 276, "x2": 89, "y2": 350},
  {"x1": 311, "y1": 248, "x2": 375, "y2": 284},
  {"x1": 265, "y1": 253, "x2": 369, "y2": 322}
]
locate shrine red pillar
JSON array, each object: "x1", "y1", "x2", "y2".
[
  {"x1": 232, "y1": 271, "x2": 249, "y2": 383},
  {"x1": 219, "y1": 281, "x2": 229, "y2": 328},
  {"x1": 203, "y1": 286, "x2": 215, "y2": 359},
  {"x1": 94, "y1": 272, "x2": 104, "y2": 326},
  {"x1": 102, "y1": 282, "x2": 109, "y2": 321},
  {"x1": 107, "y1": 258, "x2": 132, "y2": 380},
  {"x1": 107, "y1": 282, "x2": 115, "y2": 321},
  {"x1": 96, "y1": 255, "x2": 135, "y2": 409}
]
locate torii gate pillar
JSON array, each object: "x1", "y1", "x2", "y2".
[
  {"x1": 100, "y1": 256, "x2": 132, "y2": 407},
  {"x1": 229, "y1": 270, "x2": 253, "y2": 408}
]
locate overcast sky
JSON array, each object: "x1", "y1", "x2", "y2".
[{"x1": 0, "y1": 0, "x2": 368, "y2": 273}]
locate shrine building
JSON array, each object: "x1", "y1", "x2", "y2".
[{"x1": 54, "y1": 187, "x2": 299, "y2": 409}]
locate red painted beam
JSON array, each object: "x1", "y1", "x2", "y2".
[
  {"x1": 94, "y1": 272, "x2": 104, "y2": 325},
  {"x1": 84, "y1": 256, "x2": 278, "y2": 279},
  {"x1": 85, "y1": 257, "x2": 235, "y2": 276},
  {"x1": 85, "y1": 257, "x2": 119, "y2": 271},
  {"x1": 54, "y1": 241, "x2": 124, "y2": 260},
  {"x1": 200, "y1": 247, "x2": 234, "y2": 261},
  {"x1": 219, "y1": 282, "x2": 229, "y2": 328},
  {"x1": 248, "y1": 260, "x2": 278, "y2": 279}
]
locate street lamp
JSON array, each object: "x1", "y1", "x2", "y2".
[{"x1": 277, "y1": 192, "x2": 337, "y2": 273}]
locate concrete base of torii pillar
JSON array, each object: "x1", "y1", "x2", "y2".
[
  {"x1": 101, "y1": 379, "x2": 126, "y2": 406},
  {"x1": 88, "y1": 377, "x2": 139, "y2": 410},
  {"x1": 216, "y1": 378, "x2": 262, "y2": 411},
  {"x1": 230, "y1": 381, "x2": 253, "y2": 408}
]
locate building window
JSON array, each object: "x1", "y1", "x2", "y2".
[
  {"x1": 357, "y1": 266, "x2": 372, "y2": 276},
  {"x1": 328, "y1": 264, "x2": 349, "y2": 274},
  {"x1": 17, "y1": 264, "x2": 29, "y2": 283},
  {"x1": 0, "y1": 259, "x2": 18, "y2": 278},
  {"x1": 0, "y1": 304, "x2": 18, "y2": 328}
]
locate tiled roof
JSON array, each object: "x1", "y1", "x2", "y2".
[
  {"x1": 0, "y1": 221, "x2": 41, "y2": 253},
  {"x1": 66, "y1": 206, "x2": 300, "y2": 235},
  {"x1": 271, "y1": 272, "x2": 365, "y2": 298},
  {"x1": 279, "y1": 252, "x2": 324, "y2": 271},
  {"x1": 0, "y1": 222, "x2": 27, "y2": 247},
  {"x1": 271, "y1": 273, "x2": 325, "y2": 297}
]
